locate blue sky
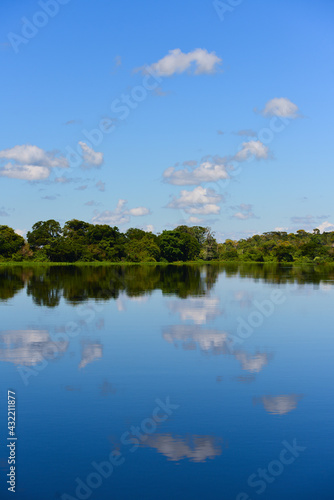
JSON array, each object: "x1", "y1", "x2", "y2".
[{"x1": 0, "y1": 0, "x2": 333, "y2": 241}]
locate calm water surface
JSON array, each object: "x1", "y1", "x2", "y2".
[{"x1": 0, "y1": 264, "x2": 333, "y2": 500}]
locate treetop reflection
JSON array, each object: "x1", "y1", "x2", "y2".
[{"x1": 0, "y1": 263, "x2": 333, "y2": 307}]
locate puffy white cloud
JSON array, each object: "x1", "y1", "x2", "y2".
[
  {"x1": 0, "y1": 144, "x2": 68, "y2": 168},
  {"x1": 262, "y1": 97, "x2": 299, "y2": 118},
  {"x1": 92, "y1": 199, "x2": 151, "y2": 226},
  {"x1": 127, "y1": 207, "x2": 150, "y2": 216},
  {"x1": 317, "y1": 221, "x2": 334, "y2": 233},
  {"x1": 78, "y1": 141, "x2": 103, "y2": 168},
  {"x1": 142, "y1": 48, "x2": 222, "y2": 77},
  {"x1": 167, "y1": 186, "x2": 222, "y2": 215},
  {"x1": 163, "y1": 160, "x2": 229, "y2": 185},
  {"x1": 0, "y1": 144, "x2": 68, "y2": 181},
  {"x1": 234, "y1": 140, "x2": 269, "y2": 162},
  {"x1": 143, "y1": 224, "x2": 155, "y2": 233},
  {"x1": 0, "y1": 163, "x2": 51, "y2": 180}
]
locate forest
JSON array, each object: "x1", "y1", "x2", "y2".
[{"x1": 0, "y1": 219, "x2": 334, "y2": 264}]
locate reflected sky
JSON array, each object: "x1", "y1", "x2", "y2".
[
  {"x1": 143, "y1": 434, "x2": 222, "y2": 462},
  {"x1": 0, "y1": 264, "x2": 333, "y2": 499},
  {"x1": 0, "y1": 329, "x2": 68, "y2": 366}
]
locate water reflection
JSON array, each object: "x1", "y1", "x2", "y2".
[
  {"x1": 0, "y1": 329, "x2": 68, "y2": 366},
  {"x1": 143, "y1": 434, "x2": 222, "y2": 462},
  {"x1": 1, "y1": 263, "x2": 333, "y2": 306},
  {"x1": 163, "y1": 325, "x2": 272, "y2": 373},
  {"x1": 234, "y1": 351, "x2": 273, "y2": 373},
  {"x1": 79, "y1": 340, "x2": 103, "y2": 369},
  {"x1": 254, "y1": 394, "x2": 304, "y2": 415},
  {"x1": 167, "y1": 297, "x2": 222, "y2": 324}
]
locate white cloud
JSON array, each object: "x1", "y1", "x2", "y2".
[
  {"x1": 15, "y1": 229, "x2": 26, "y2": 237},
  {"x1": 317, "y1": 221, "x2": 334, "y2": 233},
  {"x1": 163, "y1": 160, "x2": 229, "y2": 185},
  {"x1": 127, "y1": 207, "x2": 150, "y2": 216},
  {"x1": 0, "y1": 163, "x2": 51, "y2": 180},
  {"x1": 0, "y1": 144, "x2": 68, "y2": 168},
  {"x1": 78, "y1": 142, "x2": 104, "y2": 168},
  {"x1": 0, "y1": 144, "x2": 68, "y2": 181},
  {"x1": 142, "y1": 48, "x2": 222, "y2": 77},
  {"x1": 144, "y1": 224, "x2": 155, "y2": 233},
  {"x1": 92, "y1": 199, "x2": 150, "y2": 226},
  {"x1": 262, "y1": 97, "x2": 299, "y2": 118},
  {"x1": 234, "y1": 140, "x2": 269, "y2": 162},
  {"x1": 231, "y1": 204, "x2": 257, "y2": 220},
  {"x1": 167, "y1": 186, "x2": 222, "y2": 215}
]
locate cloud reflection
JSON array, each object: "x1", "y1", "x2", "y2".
[
  {"x1": 0, "y1": 329, "x2": 68, "y2": 366},
  {"x1": 144, "y1": 434, "x2": 222, "y2": 462},
  {"x1": 163, "y1": 325, "x2": 229, "y2": 353},
  {"x1": 254, "y1": 394, "x2": 303, "y2": 415},
  {"x1": 79, "y1": 340, "x2": 103, "y2": 369},
  {"x1": 167, "y1": 297, "x2": 221, "y2": 324}
]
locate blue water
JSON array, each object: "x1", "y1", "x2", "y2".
[{"x1": 0, "y1": 264, "x2": 333, "y2": 499}]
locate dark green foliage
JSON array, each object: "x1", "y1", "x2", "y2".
[
  {"x1": 0, "y1": 226, "x2": 25, "y2": 258},
  {"x1": 1, "y1": 220, "x2": 334, "y2": 263},
  {"x1": 27, "y1": 219, "x2": 62, "y2": 249}
]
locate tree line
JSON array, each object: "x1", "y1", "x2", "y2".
[{"x1": 0, "y1": 219, "x2": 333, "y2": 263}]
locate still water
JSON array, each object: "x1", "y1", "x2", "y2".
[{"x1": 0, "y1": 264, "x2": 333, "y2": 500}]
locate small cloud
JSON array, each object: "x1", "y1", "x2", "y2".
[
  {"x1": 143, "y1": 224, "x2": 155, "y2": 233},
  {"x1": 153, "y1": 87, "x2": 171, "y2": 97},
  {"x1": 138, "y1": 48, "x2": 222, "y2": 77},
  {"x1": 115, "y1": 55, "x2": 122, "y2": 67},
  {"x1": 92, "y1": 199, "x2": 151, "y2": 226},
  {"x1": 96, "y1": 180, "x2": 105, "y2": 192},
  {"x1": 41, "y1": 195, "x2": 58, "y2": 200},
  {"x1": 233, "y1": 129, "x2": 257, "y2": 137},
  {"x1": 0, "y1": 144, "x2": 68, "y2": 181},
  {"x1": 217, "y1": 130, "x2": 224, "y2": 135},
  {"x1": 317, "y1": 221, "x2": 334, "y2": 233},
  {"x1": 15, "y1": 229, "x2": 26, "y2": 237},
  {"x1": 290, "y1": 215, "x2": 329, "y2": 228},
  {"x1": 75, "y1": 185, "x2": 88, "y2": 191},
  {"x1": 64, "y1": 119, "x2": 82, "y2": 126},
  {"x1": 234, "y1": 140, "x2": 269, "y2": 162},
  {"x1": 0, "y1": 206, "x2": 9, "y2": 216},
  {"x1": 85, "y1": 200, "x2": 100, "y2": 207},
  {"x1": 182, "y1": 160, "x2": 197, "y2": 167},
  {"x1": 163, "y1": 159, "x2": 229, "y2": 186},
  {"x1": 127, "y1": 207, "x2": 150, "y2": 216},
  {"x1": 231, "y1": 203, "x2": 258, "y2": 220},
  {"x1": 261, "y1": 97, "x2": 299, "y2": 118},
  {"x1": 167, "y1": 186, "x2": 223, "y2": 215},
  {"x1": 78, "y1": 142, "x2": 104, "y2": 169}
]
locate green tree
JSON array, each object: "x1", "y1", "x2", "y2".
[
  {"x1": 27, "y1": 220, "x2": 62, "y2": 249},
  {"x1": 0, "y1": 226, "x2": 25, "y2": 258}
]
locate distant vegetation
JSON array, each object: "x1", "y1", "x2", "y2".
[{"x1": 0, "y1": 220, "x2": 333, "y2": 264}]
